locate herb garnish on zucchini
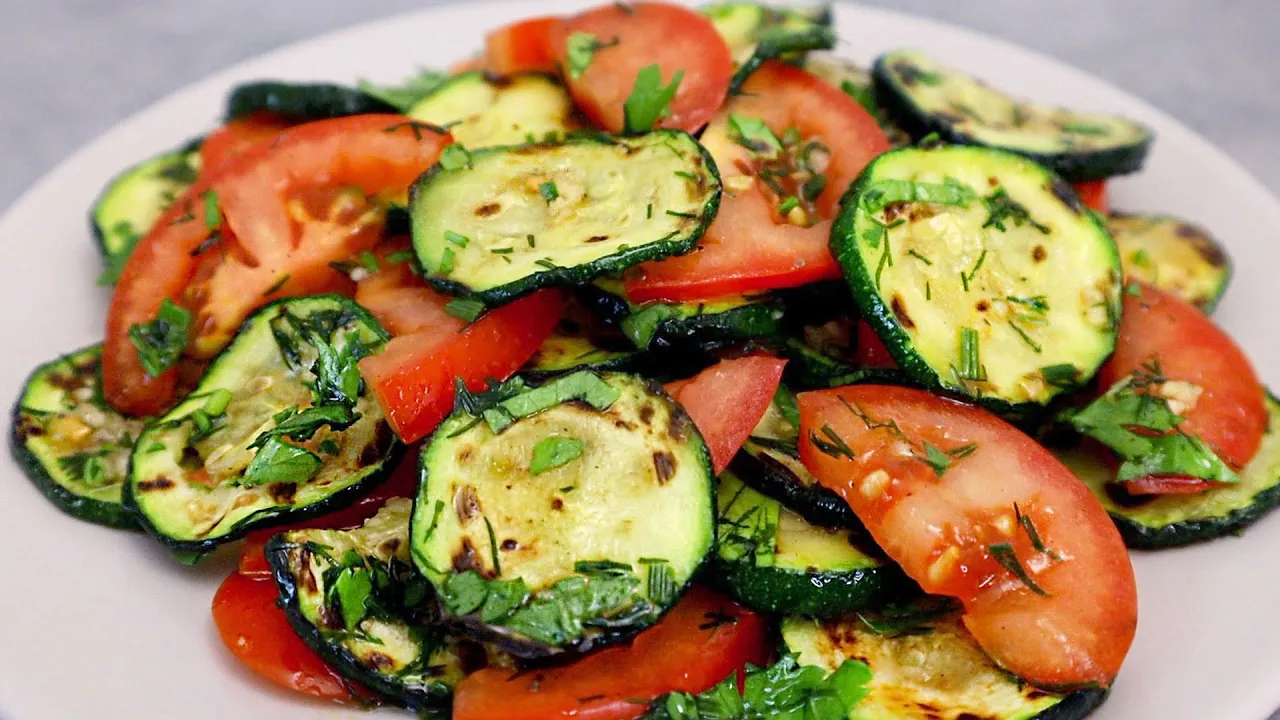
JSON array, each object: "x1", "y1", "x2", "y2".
[
  {"x1": 407, "y1": 72, "x2": 579, "y2": 149},
  {"x1": 1106, "y1": 212, "x2": 1231, "y2": 313},
  {"x1": 412, "y1": 131, "x2": 721, "y2": 306},
  {"x1": 585, "y1": 278, "x2": 783, "y2": 351},
  {"x1": 832, "y1": 145, "x2": 1122, "y2": 410},
  {"x1": 127, "y1": 295, "x2": 401, "y2": 553},
  {"x1": 410, "y1": 371, "x2": 714, "y2": 657},
  {"x1": 872, "y1": 49, "x2": 1153, "y2": 181},
  {"x1": 522, "y1": 296, "x2": 640, "y2": 379}
]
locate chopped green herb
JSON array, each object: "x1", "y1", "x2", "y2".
[
  {"x1": 358, "y1": 251, "x2": 379, "y2": 273},
  {"x1": 565, "y1": 32, "x2": 618, "y2": 80},
  {"x1": 202, "y1": 190, "x2": 221, "y2": 232},
  {"x1": 477, "y1": 371, "x2": 621, "y2": 434},
  {"x1": 262, "y1": 274, "x2": 291, "y2": 298},
  {"x1": 439, "y1": 143, "x2": 472, "y2": 171},
  {"x1": 332, "y1": 566, "x2": 373, "y2": 629},
  {"x1": 983, "y1": 187, "x2": 1050, "y2": 234},
  {"x1": 665, "y1": 209, "x2": 697, "y2": 219},
  {"x1": 534, "y1": 258, "x2": 557, "y2": 270},
  {"x1": 439, "y1": 247, "x2": 455, "y2": 274},
  {"x1": 357, "y1": 69, "x2": 449, "y2": 111},
  {"x1": 963, "y1": 248, "x2": 987, "y2": 287},
  {"x1": 202, "y1": 389, "x2": 233, "y2": 416},
  {"x1": 840, "y1": 79, "x2": 879, "y2": 115},
  {"x1": 241, "y1": 437, "x2": 322, "y2": 487},
  {"x1": 623, "y1": 65, "x2": 684, "y2": 134},
  {"x1": 250, "y1": 404, "x2": 357, "y2": 449},
  {"x1": 1014, "y1": 503, "x2": 1050, "y2": 555},
  {"x1": 1008, "y1": 321, "x2": 1043, "y2": 353},
  {"x1": 641, "y1": 655, "x2": 872, "y2": 720},
  {"x1": 385, "y1": 250, "x2": 415, "y2": 264},
  {"x1": 988, "y1": 542, "x2": 1048, "y2": 596},
  {"x1": 957, "y1": 327, "x2": 985, "y2": 382},
  {"x1": 317, "y1": 439, "x2": 340, "y2": 455},
  {"x1": 921, "y1": 442, "x2": 952, "y2": 476},
  {"x1": 860, "y1": 176, "x2": 977, "y2": 213},
  {"x1": 1040, "y1": 363, "x2": 1079, "y2": 388},
  {"x1": 727, "y1": 113, "x2": 782, "y2": 156},
  {"x1": 444, "y1": 230, "x2": 470, "y2": 247},
  {"x1": 1006, "y1": 295, "x2": 1049, "y2": 313},
  {"x1": 906, "y1": 249, "x2": 932, "y2": 265},
  {"x1": 128, "y1": 298, "x2": 191, "y2": 377},
  {"x1": 526, "y1": 234, "x2": 536, "y2": 248},
  {"x1": 621, "y1": 303, "x2": 678, "y2": 348},
  {"x1": 445, "y1": 298, "x2": 486, "y2": 322},
  {"x1": 538, "y1": 180, "x2": 559, "y2": 202},
  {"x1": 1130, "y1": 248, "x2": 1152, "y2": 268},
  {"x1": 530, "y1": 436, "x2": 585, "y2": 475},
  {"x1": 809, "y1": 424, "x2": 855, "y2": 460}
]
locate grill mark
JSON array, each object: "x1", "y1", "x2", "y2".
[
  {"x1": 1032, "y1": 245, "x2": 1047, "y2": 263},
  {"x1": 454, "y1": 485, "x2": 481, "y2": 522},
  {"x1": 1048, "y1": 177, "x2": 1083, "y2": 213},
  {"x1": 586, "y1": 235, "x2": 609, "y2": 243},
  {"x1": 452, "y1": 538, "x2": 483, "y2": 573},
  {"x1": 137, "y1": 477, "x2": 175, "y2": 492},
  {"x1": 891, "y1": 295, "x2": 915, "y2": 329},
  {"x1": 268, "y1": 482, "x2": 297, "y2": 504},
  {"x1": 652, "y1": 451, "x2": 676, "y2": 484},
  {"x1": 475, "y1": 203, "x2": 501, "y2": 217}
]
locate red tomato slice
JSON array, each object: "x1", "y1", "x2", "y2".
[
  {"x1": 212, "y1": 572, "x2": 360, "y2": 702},
  {"x1": 1121, "y1": 475, "x2": 1213, "y2": 496},
  {"x1": 797, "y1": 385, "x2": 1137, "y2": 688},
  {"x1": 199, "y1": 113, "x2": 294, "y2": 176},
  {"x1": 1072, "y1": 180, "x2": 1109, "y2": 214},
  {"x1": 103, "y1": 115, "x2": 449, "y2": 416},
  {"x1": 353, "y1": 239, "x2": 462, "y2": 337},
  {"x1": 665, "y1": 355, "x2": 786, "y2": 474},
  {"x1": 854, "y1": 320, "x2": 897, "y2": 368},
  {"x1": 452, "y1": 585, "x2": 768, "y2": 720},
  {"x1": 485, "y1": 16, "x2": 560, "y2": 75},
  {"x1": 359, "y1": 290, "x2": 563, "y2": 442},
  {"x1": 1099, "y1": 282, "x2": 1266, "y2": 469},
  {"x1": 549, "y1": 2, "x2": 732, "y2": 133},
  {"x1": 625, "y1": 62, "x2": 889, "y2": 303}
]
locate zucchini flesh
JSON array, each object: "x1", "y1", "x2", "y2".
[
  {"x1": 804, "y1": 55, "x2": 913, "y2": 148},
  {"x1": 873, "y1": 49, "x2": 1153, "y2": 181},
  {"x1": 1106, "y1": 212, "x2": 1231, "y2": 313},
  {"x1": 10, "y1": 345, "x2": 146, "y2": 529},
  {"x1": 522, "y1": 297, "x2": 639, "y2": 379},
  {"x1": 1058, "y1": 393, "x2": 1280, "y2": 549},
  {"x1": 91, "y1": 144, "x2": 200, "y2": 285},
  {"x1": 225, "y1": 81, "x2": 396, "y2": 120},
  {"x1": 412, "y1": 131, "x2": 721, "y2": 305},
  {"x1": 411, "y1": 372, "x2": 714, "y2": 657},
  {"x1": 128, "y1": 296, "x2": 400, "y2": 553},
  {"x1": 588, "y1": 278, "x2": 783, "y2": 351},
  {"x1": 704, "y1": 3, "x2": 835, "y2": 93},
  {"x1": 712, "y1": 472, "x2": 910, "y2": 616},
  {"x1": 407, "y1": 72, "x2": 578, "y2": 149},
  {"x1": 782, "y1": 614, "x2": 1108, "y2": 719},
  {"x1": 267, "y1": 499, "x2": 474, "y2": 711},
  {"x1": 833, "y1": 145, "x2": 1122, "y2": 410}
]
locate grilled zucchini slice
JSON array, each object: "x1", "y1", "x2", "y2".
[
  {"x1": 585, "y1": 278, "x2": 783, "y2": 351},
  {"x1": 804, "y1": 55, "x2": 913, "y2": 148},
  {"x1": 407, "y1": 72, "x2": 578, "y2": 149},
  {"x1": 1058, "y1": 393, "x2": 1280, "y2": 549},
  {"x1": 1106, "y1": 212, "x2": 1231, "y2": 313},
  {"x1": 91, "y1": 142, "x2": 201, "y2": 285},
  {"x1": 704, "y1": 3, "x2": 835, "y2": 93},
  {"x1": 411, "y1": 371, "x2": 714, "y2": 657},
  {"x1": 412, "y1": 131, "x2": 721, "y2": 306},
  {"x1": 832, "y1": 145, "x2": 1122, "y2": 411},
  {"x1": 711, "y1": 472, "x2": 910, "y2": 616},
  {"x1": 267, "y1": 498, "x2": 474, "y2": 711},
  {"x1": 225, "y1": 81, "x2": 395, "y2": 120},
  {"x1": 873, "y1": 49, "x2": 1152, "y2": 182},
  {"x1": 127, "y1": 295, "x2": 401, "y2": 553},
  {"x1": 782, "y1": 613, "x2": 1109, "y2": 719},
  {"x1": 10, "y1": 345, "x2": 146, "y2": 529},
  {"x1": 522, "y1": 296, "x2": 640, "y2": 379}
]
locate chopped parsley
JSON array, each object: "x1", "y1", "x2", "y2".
[
  {"x1": 623, "y1": 64, "x2": 684, "y2": 134},
  {"x1": 128, "y1": 298, "x2": 191, "y2": 377},
  {"x1": 444, "y1": 230, "x2": 469, "y2": 247},
  {"x1": 565, "y1": 32, "x2": 619, "y2": 80},
  {"x1": 445, "y1": 298, "x2": 486, "y2": 322},
  {"x1": 727, "y1": 113, "x2": 782, "y2": 156},
  {"x1": 241, "y1": 436, "x2": 322, "y2": 487},
  {"x1": 982, "y1": 187, "x2": 1050, "y2": 234},
  {"x1": 438, "y1": 143, "x2": 472, "y2": 171},
  {"x1": 530, "y1": 436, "x2": 585, "y2": 475},
  {"x1": 538, "y1": 180, "x2": 559, "y2": 202},
  {"x1": 989, "y1": 542, "x2": 1048, "y2": 596},
  {"x1": 641, "y1": 655, "x2": 871, "y2": 720}
]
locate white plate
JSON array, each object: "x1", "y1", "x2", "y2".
[{"x1": 2, "y1": 2, "x2": 1278, "y2": 718}]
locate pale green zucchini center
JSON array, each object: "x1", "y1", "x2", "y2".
[
  {"x1": 407, "y1": 73, "x2": 576, "y2": 149},
  {"x1": 1107, "y1": 214, "x2": 1228, "y2": 310}
]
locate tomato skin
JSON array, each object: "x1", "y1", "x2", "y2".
[
  {"x1": 103, "y1": 115, "x2": 449, "y2": 416},
  {"x1": 625, "y1": 62, "x2": 889, "y2": 303},
  {"x1": 354, "y1": 239, "x2": 462, "y2": 337},
  {"x1": 212, "y1": 572, "x2": 358, "y2": 702},
  {"x1": 1121, "y1": 475, "x2": 1213, "y2": 496},
  {"x1": 360, "y1": 290, "x2": 563, "y2": 442},
  {"x1": 549, "y1": 2, "x2": 732, "y2": 134},
  {"x1": 666, "y1": 356, "x2": 787, "y2": 474},
  {"x1": 1099, "y1": 282, "x2": 1266, "y2": 469},
  {"x1": 797, "y1": 385, "x2": 1136, "y2": 688},
  {"x1": 854, "y1": 320, "x2": 896, "y2": 368},
  {"x1": 452, "y1": 586, "x2": 768, "y2": 720},
  {"x1": 199, "y1": 113, "x2": 293, "y2": 176},
  {"x1": 1072, "y1": 180, "x2": 1108, "y2": 214},
  {"x1": 485, "y1": 16, "x2": 560, "y2": 74}
]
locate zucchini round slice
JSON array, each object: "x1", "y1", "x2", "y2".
[
  {"x1": 586, "y1": 278, "x2": 783, "y2": 351},
  {"x1": 803, "y1": 56, "x2": 913, "y2": 149},
  {"x1": 91, "y1": 142, "x2": 201, "y2": 285},
  {"x1": 1058, "y1": 393, "x2": 1280, "y2": 549},
  {"x1": 410, "y1": 371, "x2": 714, "y2": 657},
  {"x1": 704, "y1": 3, "x2": 835, "y2": 93},
  {"x1": 782, "y1": 613, "x2": 1109, "y2": 719},
  {"x1": 873, "y1": 49, "x2": 1153, "y2": 181},
  {"x1": 225, "y1": 81, "x2": 395, "y2": 120},
  {"x1": 1106, "y1": 212, "x2": 1231, "y2": 313},
  {"x1": 833, "y1": 145, "x2": 1122, "y2": 411},
  {"x1": 712, "y1": 472, "x2": 910, "y2": 617},
  {"x1": 10, "y1": 345, "x2": 146, "y2": 529},
  {"x1": 267, "y1": 498, "x2": 475, "y2": 711},
  {"x1": 412, "y1": 131, "x2": 721, "y2": 306},
  {"x1": 522, "y1": 297, "x2": 640, "y2": 379},
  {"x1": 127, "y1": 295, "x2": 401, "y2": 553},
  {"x1": 407, "y1": 72, "x2": 578, "y2": 149}
]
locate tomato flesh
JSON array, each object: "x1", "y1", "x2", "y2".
[
  {"x1": 626, "y1": 62, "x2": 889, "y2": 303},
  {"x1": 1099, "y1": 282, "x2": 1266, "y2": 469},
  {"x1": 1121, "y1": 475, "x2": 1213, "y2": 496},
  {"x1": 199, "y1": 113, "x2": 294, "y2": 176},
  {"x1": 550, "y1": 2, "x2": 732, "y2": 134},
  {"x1": 1072, "y1": 180, "x2": 1109, "y2": 214},
  {"x1": 452, "y1": 585, "x2": 768, "y2": 720},
  {"x1": 353, "y1": 239, "x2": 462, "y2": 337},
  {"x1": 212, "y1": 572, "x2": 358, "y2": 702},
  {"x1": 854, "y1": 320, "x2": 897, "y2": 368},
  {"x1": 485, "y1": 16, "x2": 560, "y2": 74},
  {"x1": 666, "y1": 355, "x2": 786, "y2": 474},
  {"x1": 798, "y1": 385, "x2": 1137, "y2": 688}
]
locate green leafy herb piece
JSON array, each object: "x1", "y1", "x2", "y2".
[
  {"x1": 777, "y1": 196, "x2": 800, "y2": 216},
  {"x1": 530, "y1": 436, "x2": 585, "y2": 475},
  {"x1": 445, "y1": 298, "x2": 486, "y2": 322},
  {"x1": 539, "y1": 180, "x2": 560, "y2": 202},
  {"x1": 623, "y1": 65, "x2": 684, "y2": 134},
  {"x1": 97, "y1": 222, "x2": 141, "y2": 286},
  {"x1": 317, "y1": 439, "x2": 340, "y2": 455},
  {"x1": 1014, "y1": 503, "x2": 1051, "y2": 555},
  {"x1": 202, "y1": 389, "x2": 233, "y2": 416},
  {"x1": 728, "y1": 113, "x2": 782, "y2": 156},
  {"x1": 860, "y1": 176, "x2": 977, "y2": 213},
  {"x1": 358, "y1": 251, "x2": 379, "y2": 273},
  {"x1": 565, "y1": 32, "x2": 618, "y2": 80},
  {"x1": 477, "y1": 372, "x2": 621, "y2": 434},
  {"x1": 357, "y1": 69, "x2": 449, "y2": 111},
  {"x1": 439, "y1": 143, "x2": 472, "y2": 171},
  {"x1": 809, "y1": 424, "x2": 855, "y2": 460},
  {"x1": 921, "y1": 442, "x2": 952, "y2": 476},
  {"x1": 621, "y1": 303, "x2": 679, "y2": 348},
  {"x1": 773, "y1": 385, "x2": 800, "y2": 430},
  {"x1": 641, "y1": 655, "x2": 872, "y2": 720},
  {"x1": 1040, "y1": 363, "x2": 1079, "y2": 388},
  {"x1": 128, "y1": 298, "x2": 191, "y2": 377},
  {"x1": 643, "y1": 559, "x2": 677, "y2": 606},
  {"x1": 840, "y1": 79, "x2": 878, "y2": 116},
  {"x1": 242, "y1": 436, "x2": 322, "y2": 487},
  {"x1": 251, "y1": 404, "x2": 357, "y2": 449},
  {"x1": 983, "y1": 187, "x2": 1050, "y2": 234},
  {"x1": 856, "y1": 596, "x2": 962, "y2": 636},
  {"x1": 58, "y1": 452, "x2": 110, "y2": 487},
  {"x1": 202, "y1": 190, "x2": 221, "y2": 232},
  {"x1": 988, "y1": 542, "x2": 1048, "y2": 596},
  {"x1": 332, "y1": 566, "x2": 373, "y2": 629}
]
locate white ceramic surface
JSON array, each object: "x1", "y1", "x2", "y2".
[{"x1": 1, "y1": 2, "x2": 1278, "y2": 718}]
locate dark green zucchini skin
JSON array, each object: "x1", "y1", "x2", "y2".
[
  {"x1": 226, "y1": 81, "x2": 396, "y2": 120},
  {"x1": 1111, "y1": 485, "x2": 1280, "y2": 549},
  {"x1": 1034, "y1": 689, "x2": 1109, "y2": 720},
  {"x1": 729, "y1": 444, "x2": 860, "y2": 530},
  {"x1": 709, "y1": 557, "x2": 913, "y2": 618},
  {"x1": 577, "y1": 283, "x2": 783, "y2": 352}
]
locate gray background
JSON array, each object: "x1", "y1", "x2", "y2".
[{"x1": 1, "y1": 1, "x2": 1278, "y2": 718}]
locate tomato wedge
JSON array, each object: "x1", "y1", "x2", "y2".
[
  {"x1": 549, "y1": 2, "x2": 732, "y2": 133},
  {"x1": 797, "y1": 385, "x2": 1137, "y2": 688},
  {"x1": 199, "y1": 113, "x2": 294, "y2": 176},
  {"x1": 854, "y1": 320, "x2": 897, "y2": 368},
  {"x1": 212, "y1": 571, "x2": 360, "y2": 703},
  {"x1": 103, "y1": 115, "x2": 450, "y2": 416},
  {"x1": 625, "y1": 62, "x2": 889, "y2": 302},
  {"x1": 1120, "y1": 475, "x2": 1212, "y2": 496},
  {"x1": 665, "y1": 355, "x2": 786, "y2": 474},
  {"x1": 353, "y1": 239, "x2": 461, "y2": 337},
  {"x1": 1072, "y1": 180, "x2": 1109, "y2": 214},
  {"x1": 1099, "y1": 282, "x2": 1266, "y2": 469},
  {"x1": 452, "y1": 585, "x2": 768, "y2": 720},
  {"x1": 359, "y1": 290, "x2": 562, "y2": 442},
  {"x1": 485, "y1": 16, "x2": 560, "y2": 75}
]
